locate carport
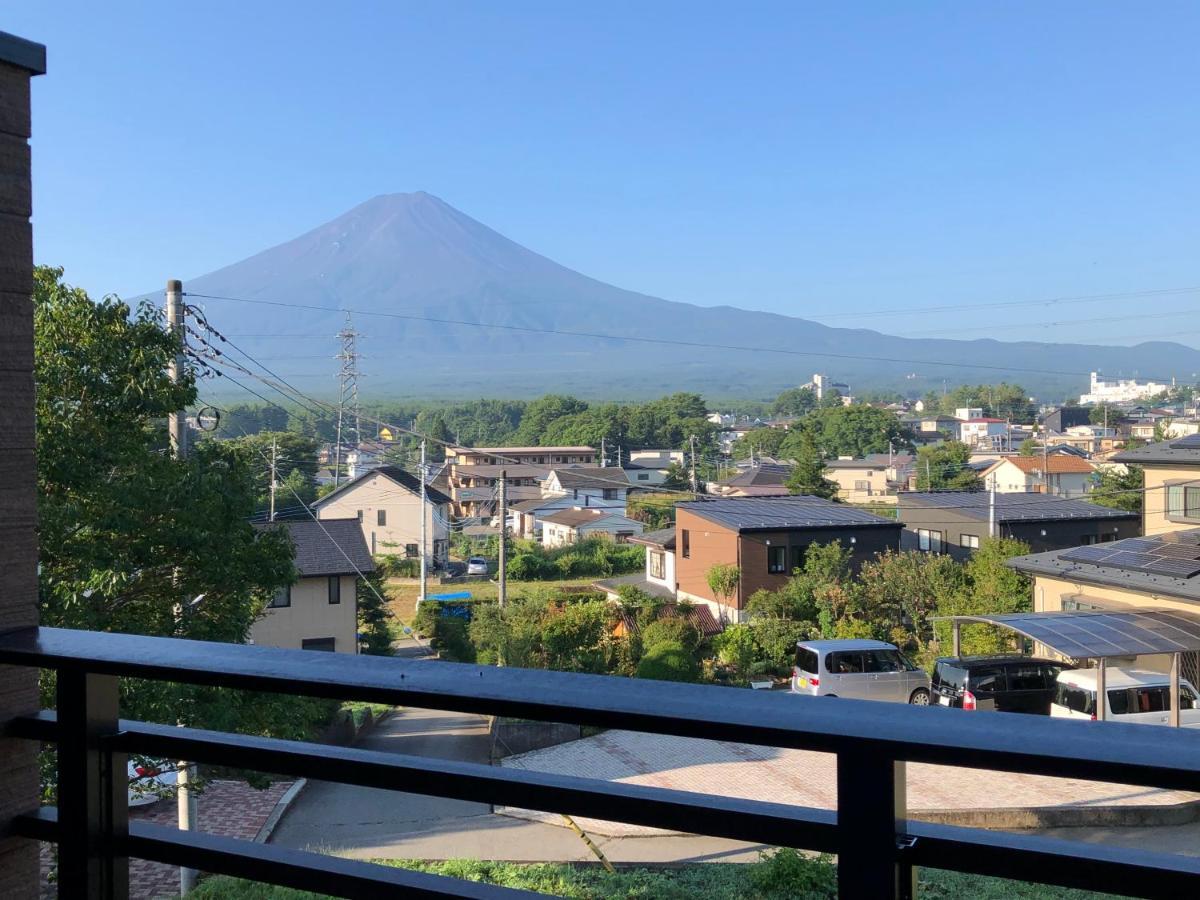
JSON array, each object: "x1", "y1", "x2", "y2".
[{"x1": 939, "y1": 609, "x2": 1200, "y2": 726}]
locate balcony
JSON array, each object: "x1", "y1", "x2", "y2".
[{"x1": 2, "y1": 626, "x2": 1200, "y2": 898}]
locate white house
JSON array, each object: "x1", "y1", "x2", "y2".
[
  {"x1": 313, "y1": 465, "x2": 452, "y2": 566},
  {"x1": 624, "y1": 450, "x2": 684, "y2": 487},
  {"x1": 958, "y1": 418, "x2": 1010, "y2": 447},
  {"x1": 540, "y1": 507, "x2": 644, "y2": 547},
  {"x1": 251, "y1": 518, "x2": 374, "y2": 653},
  {"x1": 981, "y1": 456, "x2": 1097, "y2": 499},
  {"x1": 539, "y1": 467, "x2": 631, "y2": 512}
]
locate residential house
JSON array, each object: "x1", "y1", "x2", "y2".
[
  {"x1": 1044, "y1": 425, "x2": 1122, "y2": 455},
  {"x1": 250, "y1": 519, "x2": 374, "y2": 653},
  {"x1": 898, "y1": 492, "x2": 1140, "y2": 560},
  {"x1": 540, "y1": 467, "x2": 631, "y2": 512},
  {"x1": 440, "y1": 445, "x2": 596, "y2": 517},
  {"x1": 314, "y1": 465, "x2": 452, "y2": 565},
  {"x1": 594, "y1": 527, "x2": 676, "y2": 601},
  {"x1": 674, "y1": 496, "x2": 901, "y2": 623},
  {"x1": 624, "y1": 449, "x2": 684, "y2": 486},
  {"x1": 711, "y1": 462, "x2": 793, "y2": 497},
  {"x1": 1043, "y1": 406, "x2": 1092, "y2": 434},
  {"x1": 824, "y1": 453, "x2": 914, "y2": 504},
  {"x1": 540, "y1": 507, "x2": 644, "y2": 548},
  {"x1": 981, "y1": 455, "x2": 1097, "y2": 499},
  {"x1": 958, "y1": 418, "x2": 1010, "y2": 448},
  {"x1": 916, "y1": 414, "x2": 960, "y2": 437},
  {"x1": 954, "y1": 407, "x2": 984, "y2": 421},
  {"x1": 1112, "y1": 436, "x2": 1200, "y2": 536}
]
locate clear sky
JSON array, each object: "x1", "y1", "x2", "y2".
[{"x1": 8, "y1": 2, "x2": 1200, "y2": 345}]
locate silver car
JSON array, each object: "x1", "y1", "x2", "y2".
[
  {"x1": 466, "y1": 556, "x2": 489, "y2": 576},
  {"x1": 791, "y1": 639, "x2": 931, "y2": 705}
]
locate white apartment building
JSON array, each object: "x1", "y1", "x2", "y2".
[{"x1": 1081, "y1": 371, "x2": 1173, "y2": 404}]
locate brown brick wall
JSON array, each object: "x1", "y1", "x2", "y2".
[{"x1": 0, "y1": 51, "x2": 41, "y2": 900}]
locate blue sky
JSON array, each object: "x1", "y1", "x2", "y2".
[{"x1": 9, "y1": 2, "x2": 1200, "y2": 344}]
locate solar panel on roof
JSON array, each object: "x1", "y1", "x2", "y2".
[
  {"x1": 1061, "y1": 546, "x2": 1113, "y2": 563},
  {"x1": 1103, "y1": 551, "x2": 1158, "y2": 570},
  {"x1": 1111, "y1": 538, "x2": 1160, "y2": 553},
  {"x1": 1169, "y1": 434, "x2": 1200, "y2": 449},
  {"x1": 1142, "y1": 559, "x2": 1200, "y2": 578},
  {"x1": 1150, "y1": 543, "x2": 1200, "y2": 560},
  {"x1": 1157, "y1": 530, "x2": 1200, "y2": 544}
]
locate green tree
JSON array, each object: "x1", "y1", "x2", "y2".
[
  {"x1": 356, "y1": 571, "x2": 394, "y2": 655},
  {"x1": 540, "y1": 601, "x2": 611, "y2": 673},
  {"x1": 732, "y1": 427, "x2": 786, "y2": 461},
  {"x1": 940, "y1": 383, "x2": 1034, "y2": 421},
  {"x1": 784, "y1": 430, "x2": 839, "y2": 499},
  {"x1": 1090, "y1": 464, "x2": 1143, "y2": 514},
  {"x1": 514, "y1": 394, "x2": 589, "y2": 444},
  {"x1": 784, "y1": 405, "x2": 914, "y2": 459},
  {"x1": 224, "y1": 431, "x2": 320, "y2": 512},
  {"x1": 771, "y1": 386, "x2": 817, "y2": 418},
  {"x1": 636, "y1": 640, "x2": 699, "y2": 682},
  {"x1": 915, "y1": 442, "x2": 982, "y2": 491},
  {"x1": 1018, "y1": 437, "x2": 1039, "y2": 457},
  {"x1": 1088, "y1": 403, "x2": 1120, "y2": 427},
  {"x1": 706, "y1": 563, "x2": 741, "y2": 609},
  {"x1": 934, "y1": 537, "x2": 1032, "y2": 655}
]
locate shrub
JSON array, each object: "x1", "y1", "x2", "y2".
[
  {"x1": 641, "y1": 617, "x2": 703, "y2": 656},
  {"x1": 636, "y1": 640, "x2": 699, "y2": 683},
  {"x1": 506, "y1": 553, "x2": 554, "y2": 581},
  {"x1": 751, "y1": 849, "x2": 838, "y2": 897},
  {"x1": 541, "y1": 600, "x2": 611, "y2": 673},
  {"x1": 750, "y1": 618, "x2": 811, "y2": 670},
  {"x1": 712, "y1": 624, "x2": 757, "y2": 678}
]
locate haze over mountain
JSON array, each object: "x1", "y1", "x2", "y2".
[{"x1": 178, "y1": 192, "x2": 1200, "y2": 401}]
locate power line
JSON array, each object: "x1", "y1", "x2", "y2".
[{"x1": 185, "y1": 291, "x2": 1155, "y2": 381}]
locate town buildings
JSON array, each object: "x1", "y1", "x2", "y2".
[
  {"x1": 540, "y1": 507, "x2": 643, "y2": 547},
  {"x1": 981, "y1": 455, "x2": 1097, "y2": 499},
  {"x1": 438, "y1": 445, "x2": 597, "y2": 517},
  {"x1": 1080, "y1": 371, "x2": 1172, "y2": 404}
]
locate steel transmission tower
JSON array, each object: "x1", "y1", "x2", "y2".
[{"x1": 333, "y1": 313, "x2": 363, "y2": 487}]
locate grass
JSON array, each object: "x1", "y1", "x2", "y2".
[
  {"x1": 340, "y1": 701, "x2": 392, "y2": 729},
  {"x1": 187, "y1": 855, "x2": 1130, "y2": 900}
]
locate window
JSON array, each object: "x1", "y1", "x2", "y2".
[
  {"x1": 957, "y1": 534, "x2": 979, "y2": 550},
  {"x1": 328, "y1": 576, "x2": 341, "y2": 605},
  {"x1": 917, "y1": 529, "x2": 943, "y2": 553},
  {"x1": 967, "y1": 666, "x2": 1005, "y2": 694},
  {"x1": 865, "y1": 650, "x2": 903, "y2": 673},
  {"x1": 768, "y1": 545, "x2": 788, "y2": 574},
  {"x1": 377, "y1": 509, "x2": 387, "y2": 526},
  {"x1": 795, "y1": 647, "x2": 819, "y2": 674},
  {"x1": 649, "y1": 551, "x2": 666, "y2": 579},
  {"x1": 356, "y1": 509, "x2": 363, "y2": 522},
  {"x1": 791, "y1": 546, "x2": 805, "y2": 572},
  {"x1": 301, "y1": 637, "x2": 336, "y2": 652},
  {"x1": 405, "y1": 543, "x2": 419, "y2": 558},
  {"x1": 1006, "y1": 664, "x2": 1047, "y2": 691},
  {"x1": 637, "y1": 473, "x2": 649, "y2": 481},
  {"x1": 1055, "y1": 683, "x2": 1093, "y2": 715},
  {"x1": 827, "y1": 652, "x2": 864, "y2": 674},
  {"x1": 602, "y1": 488, "x2": 618, "y2": 500},
  {"x1": 1167, "y1": 483, "x2": 1200, "y2": 520},
  {"x1": 269, "y1": 585, "x2": 291, "y2": 608},
  {"x1": 1082, "y1": 533, "x2": 1099, "y2": 545},
  {"x1": 681, "y1": 529, "x2": 690, "y2": 558},
  {"x1": 1100, "y1": 533, "x2": 1117, "y2": 542},
  {"x1": 854, "y1": 480, "x2": 870, "y2": 491}
]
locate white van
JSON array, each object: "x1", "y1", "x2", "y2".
[{"x1": 1050, "y1": 668, "x2": 1200, "y2": 727}]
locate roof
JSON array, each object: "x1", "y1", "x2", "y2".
[
  {"x1": 939, "y1": 610, "x2": 1200, "y2": 661},
  {"x1": 313, "y1": 465, "x2": 452, "y2": 507},
  {"x1": 1113, "y1": 436, "x2": 1200, "y2": 465},
  {"x1": 899, "y1": 492, "x2": 1137, "y2": 523},
  {"x1": 510, "y1": 498, "x2": 554, "y2": 513},
  {"x1": 677, "y1": 496, "x2": 900, "y2": 532},
  {"x1": 721, "y1": 463, "x2": 793, "y2": 487},
  {"x1": 615, "y1": 602, "x2": 723, "y2": 638},
  {"x1": 719, "y1": 485, "x2": 792, "y2": 497},
  {"x1": 824, "y1": 458, "x2": 889, "y2": 471},
  {"x1": 1007, "y1": 529, "x2": 1200, "y2": 602},
  {"x1": 0, "y1": 31, "x2": 46, "y2": 74},
  {"x1": 451, "y1": 446, "x2": 594, "y2": 455},
  {"x1": 627, "y1": 527, "x2": 676, "y2": 550},
  {"x1": 452, "y1": 464, "x2": 548, "y2": 479},
  {"x1": 798, "y1": 639, "x2": 897, "y2": 651},
  {"x1": 546, "y1": 467, "x2": 631, "y2": 490},
  {"x1": 540, "y1": 508, "x2": 638, "y2": 528},
  {"x1": 965, "y1": 418, "x2": 1007, "y2": 424},
  {"x1": 1059, "y1": 668, "x2": 1197, "y2": 690},
  {"x1": 988, "y1": 456, "x2": 1096, "y2": 475},
  {"x1": 256, "y1": 518, "x2": 375, "y2": 577},
  {"x1": 593, "y1": 574, "x2": 676, "y2": 602}
]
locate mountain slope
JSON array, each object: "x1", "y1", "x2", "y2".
[{"x1": 176, "y1": 192, "x2": 1200, "y2": 400}]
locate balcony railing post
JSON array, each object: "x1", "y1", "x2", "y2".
[
  {"x1": 836, "y1": 747, "x2": 913, "y2": 900},
  {"x1": 56, "y1": 670, "x2": 128, "y2": 899}
]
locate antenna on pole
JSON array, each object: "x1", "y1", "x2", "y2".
[{"x1": 333, "y1": 312, "x2": 362, "y2": 487}]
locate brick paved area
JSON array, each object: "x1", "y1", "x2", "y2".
[
  {"x1": 500, "y1": 730, "x2": 1199, "y2": 836},
  {"x1": 40, "y1": 779, "x2": 294, "y2": 899}
]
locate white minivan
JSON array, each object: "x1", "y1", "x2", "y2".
[
  {"x1": 792, "y1": 639, "x2": 931, "y2": 705},
  {"x1": 1050, "y1": 668, "x2": 1200, "y2": 727}
]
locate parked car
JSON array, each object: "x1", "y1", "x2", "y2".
[
  {"x1": 127, "y1": 758, "x2": 177, "y2": 807},
  {"x1": 466, "y1": 556, "x2": 489, "y2": 576},
  {"x1": 791, "y1": 639, "x2": 930, "y2": 705},
  {"x1": 1051, "y1": 668, "x2": 1200, "y2": 727},
  {"x1": 932, "y1": 656, "x2": 1070, "y2": 714}
]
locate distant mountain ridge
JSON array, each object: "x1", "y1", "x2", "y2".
[{"x1": 174, "y1": 192, "x2": 1200, "y2": 400}]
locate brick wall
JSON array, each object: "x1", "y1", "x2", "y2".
[{"x1": 0, "y1": 33, "x2": 45, "y2": 900}]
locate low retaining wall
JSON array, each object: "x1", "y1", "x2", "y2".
[{"x1": 491, "y1": 718, "x2": 583, "y2": 761}]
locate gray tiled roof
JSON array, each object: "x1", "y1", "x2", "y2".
[
  {"x1": 256, "y1": 518, "x2": 375, "y2": 577},
  {"x1": 721, "y1": 463, "x2": 793, "y2": 487},
  {"x1": 1113, "y1": 437, "x2": 1200, "y2": 466},
  {"x1": 899, "y1": 492, "x2": 1139, "y2": 523},
  {"x1": 549, "y1": 467, "x2": 631, "y2": 490},
  {"x1": 313, "y1": 465, "x2": 452, "y2": 506},
  {"x1": 678, "y1": 496, "x2": 899, "y2": 531},
  {"x1": 628, "y1": 527, "x2": 676, "y2": 550}
]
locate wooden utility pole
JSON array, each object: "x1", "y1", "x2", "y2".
[
  {"x1": 689, "y1": 435, "x2": 698, "y2": 493},
  {"x1": 419, "y1": 439, "x2": 428, "y2": 605},
  {"x1": 166, "y1": 279, "x2": 198, "y2": 897},
  {"x1": 497, "y1": 470, "x2": 508, "y2": 608}
]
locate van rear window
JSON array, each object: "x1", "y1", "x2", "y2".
[
  {"x1": 1055, "y1": 683, "x2": 1093, "y2": 715},
  {"x1": 795, "y1": 647, "x2": 818, "y2": 674},
  {"x1": 932, "y1": 663, "x2": 967, "y2": 690}
]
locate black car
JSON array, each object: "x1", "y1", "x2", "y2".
[{"x1": 931, "y1": 656, "x2": 1071, "y2": 714}]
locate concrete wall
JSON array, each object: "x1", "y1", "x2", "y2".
[
  {"x1": 0, "y1": 37, "x2": 44, "y2": 899},
  {"x1": 249, "y1": 574, "x2": 359, "y2": 653},
  {"x1": 317, "y1": 472, "x2": 449, "y2": 564}
]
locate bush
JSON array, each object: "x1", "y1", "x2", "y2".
[
  {"x1": 750, "y1": 618, "x2": 811, "y2": 670},
  {"x1": 506, "y1": 553, "x2": 554, "y2": 581},
  {"x1": 641, "y1": 617, "x2": 703, "y2": 656},
  {"x1": 374, "y1": 555, "x2": 420, "y2": 578},
  {"x1": 751, "y1": 849, "x2": 838, "y2": 897},
  {"x1": 712, "y1": 624, "x2": 757, "y2": 678},
  {"x1": 636, "y1": 640, "x2": 699, "y2": 682}
]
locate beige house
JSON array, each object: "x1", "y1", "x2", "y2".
[
  {"x1": 540, "y1": 508, "x2": 643, "y2": 548},
  {"x1": 314, "y1": 465, "x2": 452, "y2": 566},
  {"x1": 981, "y1": 455, "x2": 1097, "y2": 499},
  {"x1": 250, "y1": 519, "x2": 374, "y2": 653},
  {"x1": 439, "y1": 445, "x2": 596, "y2": 517},
  {"x1": 823, "y1": 454, "x2": 912, "y2": 504}
]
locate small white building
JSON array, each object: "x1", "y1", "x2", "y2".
[
  {"x1": 540, "y1": 507, "x2": 644, "y2": 548},
  {"x1": 251, "y1": 518, "x2": 374, "y2": 654},
  {"x1": 624, "y1": 450, "x2": 684, "y2": 487},
  {"x1": 981, "y1": 456, "x2": 1097, "y2": 499},
  {"x1": 314, "y1": 465, "x2": 452, "y2": 566},
  {"x1": 593, "y1": 527, "x2": 677, "y2": 602},
  {"x1": 959, "y1": 418, "x2": 1010, "y2": 446},
  {"x1": 1081, "y1": 371, "x2": 1173, "y2": 404}
]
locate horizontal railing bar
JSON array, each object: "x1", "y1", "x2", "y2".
[
  {"x1": 905, "y1": 821, "x2": 1200, "y2": 900},
  {"x1": 108, "y1": 717, "x2": 837, "y2": 851},
  {"x1": 4, "y1": 708, "x2": 55, "y2": 741},
  {"x1": 21, "y1": 808, "x2": 542, "y2": 899},
  {"x1": 4, "y1": 627, "x2": 1200, "y2": 792}
]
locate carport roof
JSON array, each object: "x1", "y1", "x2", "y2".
[{"x1": 940, "y1": 609, "x2": 1200, "y2": 660}]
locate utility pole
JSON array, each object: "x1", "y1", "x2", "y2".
[
  {"x1": 497, "y1": 470, "x2": 508, "y2": 608},
  {"x1": 600, "y1": 436, "x2": 606, "y2": 468},
  {"x1": 925, "y1": 457, "x2": 932, "y2": 490},
  {"x1": 419, "y1": 440, "x2": 428, "y2": 605},
  {"x1": 269, "y1": 437, "x2": 278, "y2": 522},
  {"x1": 1042, "y1": 421, "x2": 1050, "y2": 496},
  {"x1": 689, "y1": 435, "x2": 698, "y2": 493},
  {"x1": 333, "y1": 313, "x2": 362, "y2": 487},
  {"x1": 166, "y1": 279, "x2": 198, "y2": 897},
  {"x1": 988, "y1": 481, "x2": 997, "y2": 539}
]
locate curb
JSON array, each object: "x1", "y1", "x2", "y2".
[{"x1": 254, "y1": 779, "x2": 308, "y2": 844}]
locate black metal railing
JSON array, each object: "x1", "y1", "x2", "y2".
[{"x1": 2, "y1": 626, "x2": 1200, "y2": 899}]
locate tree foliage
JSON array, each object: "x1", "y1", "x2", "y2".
[
  {"x1": 706, "y1": 563, "x2": 741, "y2": 607},
  {"x1": 784, "y1": 429, "x2": 839, "y2": 499},
  {"x1": 1089, "y1": 464, "x2": 1143, "y2": 514},
  {"x1": 914, "y1": 441, "x2": 982, "y2": 491},
  {"x1": 771, "y1": 386, "x2": 817, "y2": 418},
  {"x1": 781, "y1": 405, "x2": 915, "y2": 459}
]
